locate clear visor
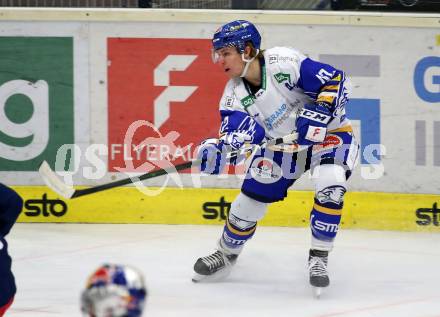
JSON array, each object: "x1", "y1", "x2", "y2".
[
  {"x1": 211, "y1": 45, "x2": 239, "y2": 63},
  {"x1": 211, "y1": 48, "x2": 221, "y2": 63}
]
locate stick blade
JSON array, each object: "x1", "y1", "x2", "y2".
[{"x1": 38, "y1": 161, "x2": 75, "y2": 199}]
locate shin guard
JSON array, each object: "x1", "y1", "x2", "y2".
[
  {"x1": 219, "y1": 213, "x2": 257, "y2": 255},
  {"x1": 310, "y1": 192, "x2": 344, "y2": 250},
  {"x1": 310, "y1": 165, "x2": 347, "y2": 251}
]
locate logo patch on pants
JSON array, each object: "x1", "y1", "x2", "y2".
[{"x1": 250, "y1": 157, "x2": 282, "y2": 184}]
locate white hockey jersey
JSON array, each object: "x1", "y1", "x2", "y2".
[{"x1": 218, "y1": 47, "x2": 352, "y2": 140}]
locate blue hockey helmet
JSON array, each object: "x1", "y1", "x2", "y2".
[
  {"x1": 212, "y1": 20, "x2": 261, "y2": 53},
  {"x1": 80, "y1": 264, "x2": 147, "y2": 317}
]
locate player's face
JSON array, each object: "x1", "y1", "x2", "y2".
[{"x1": 213, "y1": 46, "x2": 244, "y2": 78}]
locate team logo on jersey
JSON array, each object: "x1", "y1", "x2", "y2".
[
  {"x1": 316, "y1": 185, "x2": 346, "y2": 205},
  {"x1": 250, "y1": 157, "x2": 282, "y2": 184},
  {"x1": 241, "y1": 95, "x2": 255, "y2": 109},
  {"x1": 274, "y1": 72, "x2": 291, "y2": 84},
  {"x1": 274, "y1": 72, "x2": 299, "y2": 90}
]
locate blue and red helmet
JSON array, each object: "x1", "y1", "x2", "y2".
[
  {"x1": 212, "y1": 20, "x2": 261, "y2": 53},
  {"x1": 80, "y1": 264, "x2": 147, "y2": 317}
]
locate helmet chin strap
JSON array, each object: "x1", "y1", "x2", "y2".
[{"x1": 239, "y1": 49, "x2": 259, "y2": 78}]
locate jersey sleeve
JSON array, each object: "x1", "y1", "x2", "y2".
[{"x1": 297, "y1": 57, "x2": 351, "y2": 110}]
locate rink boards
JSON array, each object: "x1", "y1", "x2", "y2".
[
  {"x1": 13, "y1": 186, "x2": 440, "y2": 232},
  {"x1": 1, "y1": 9, "x2": 439, "y2": 233},
  {"x1": 0, "y1": 9, "x2": 439, "y2": 195}
]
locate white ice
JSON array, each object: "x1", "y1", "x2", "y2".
[{"x1": 6, "y1": 224, "x2": 440, "y2": 317}]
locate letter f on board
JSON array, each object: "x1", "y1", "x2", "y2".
[{"x1": 153, "y1": 55, "x2": 198, "y2": 128}]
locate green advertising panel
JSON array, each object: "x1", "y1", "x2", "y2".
[{"x1": 0, "y1": 37, "x2": 74, "y2": 171}]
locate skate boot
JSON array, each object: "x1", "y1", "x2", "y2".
[
  {"x1": 192, "y1": 250, "x2": 238, "y2": 283},
  {"x1": 308, "y1": 249, "x2": 330, "y2": 298}
]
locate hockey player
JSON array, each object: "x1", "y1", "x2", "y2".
[
  {"x1": 0, "y1": 184, "x2": 23, "y2": 316},
  {"x1": 81, "y1": 263, "x2": 147, "y2": 317},
  {"x1": 193, "y1": 20, "x2": 359, "y2": 296}
]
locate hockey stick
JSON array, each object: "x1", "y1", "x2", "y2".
[
  {"x1": 39, "y1": 133, "x2": 299, "y2": 199},
  {"x1": 39, "y1": 160, "x2": 197, "y2": 199}
]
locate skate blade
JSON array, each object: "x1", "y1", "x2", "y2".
[
  {"x1": 192, "y1": 267, "x2": 232, "y2": 283},
  {"x1": 312, "y1": 287, "x2": 323, "y2": 299}
]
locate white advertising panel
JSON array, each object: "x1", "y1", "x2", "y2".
[{"x1": 0, "y1": 9, "x2": 438, "y2": 195}]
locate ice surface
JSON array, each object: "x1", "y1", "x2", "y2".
[{"x1": 6, "y1": 224, "x2": 440, "y2": 317}]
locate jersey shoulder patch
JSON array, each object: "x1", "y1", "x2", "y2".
[{"x1": 219, "y1": 78, "x2": 243, "y2": 111}]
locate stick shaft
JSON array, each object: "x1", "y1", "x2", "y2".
[{"x1": 72, "y1": 160, "x2": 200, "y2": 198}]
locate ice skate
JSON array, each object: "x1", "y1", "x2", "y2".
[
  {"x1": 308, "y1": 249, "x2": 329, "y2": 298},
  {"x1": 192, "y1": 250, "x2": 238, "y2": 283}
]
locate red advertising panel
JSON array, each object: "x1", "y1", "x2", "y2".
[{"x1": 108, "y1": 38, "x2": 227, "y2": 172}]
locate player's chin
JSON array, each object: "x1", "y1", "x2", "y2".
[{"x1": 225, "y1": 69, "x2": 238, "y2": 78}]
